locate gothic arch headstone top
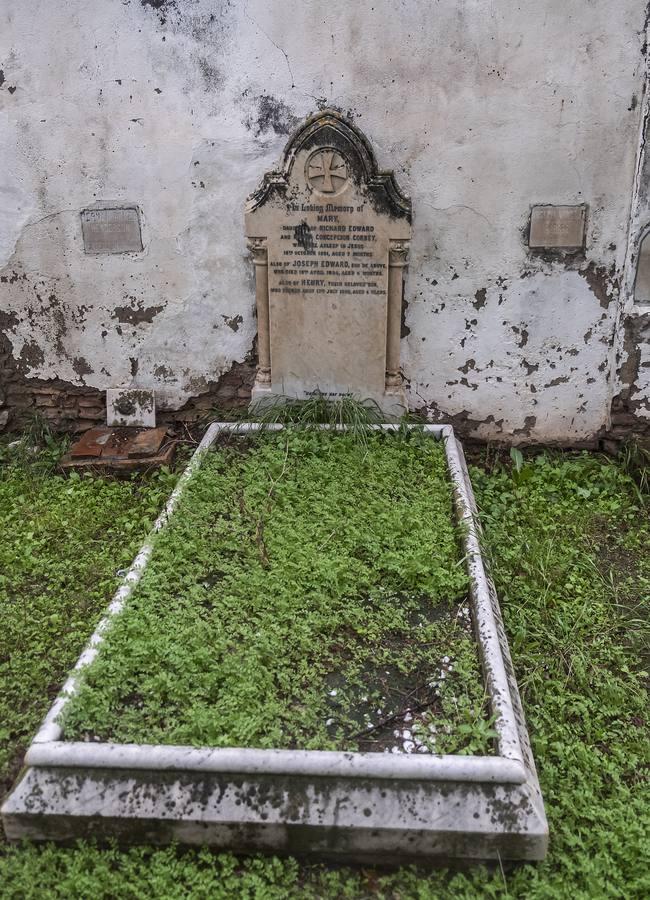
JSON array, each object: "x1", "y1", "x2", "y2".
[{"x1": 245, "y1": 109, "x2": 411, "y2": 414}]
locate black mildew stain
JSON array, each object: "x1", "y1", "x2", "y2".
[
  {"x1": 222, "y1": 314, "x2": 243, "y2": 332},
  {"x1": 245, "y1": 94, "x2": 299, "y2": 138},
  {"x1": 72, "y1": 356, "x2": 94, "y2": 377},
  {"x1": 513, "y1": 415, "x2": 537, "y2": 436},
  {"x1": 401, "y1": 294, "x2": 410, "y2": 338},
  {"x1": 18, "y1": 340, "x2": 45, "y2": 371},
  {"x1": 512, "y1": 325, "x2": 529, "y2": 348},
  {"x1": 473, "y1": 288, "x2": 487, "y2": 310},
  {"x1": 294, "y1": 221, "x2": 314, "y2": 253},
  {"x1": 112, "y1": 302, "x2": 164, "y2": 325},
  {"x1": 521, "y1": 358, "x2": 539, "y2": 375},
  {"x1": 579, "y1": 262, "x2": 616, "y2": 310},
  {"x1": 0, "y1": 309, "x2": 20, "y2": 330}
]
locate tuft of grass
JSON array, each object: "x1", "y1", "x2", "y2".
[
  {"x1": 618, "y1": 437, "x2": 649, "y2": 503},
  {"x1": 0, "y1": 414, "x2": 69, "y2": 476},
  {"x1": 254, "y1": 391, "x2": 386, "y2": 442}
]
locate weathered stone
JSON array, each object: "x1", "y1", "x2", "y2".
[
  {"x1": 106, "y1": 389, "x2": 155, "y2": 428},
  {"x1": 1, "y1": 423, "x2": 548, "y2": 863},
  {"x1": 80, "y1": 207, "x2": 143, "y2": 254},
  {"x1": 245, "y1": 110, "x2": 411, "y2": 416},
  {"x1": 529, "y1": 205, "x2": 586, "y2": 250}
]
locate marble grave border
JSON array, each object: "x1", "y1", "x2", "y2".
[{"x1": 2, "y1": 423, "x2": 548, "y2": 863}]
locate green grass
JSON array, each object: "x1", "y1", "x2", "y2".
[
  {"x1": 62, "y1": 428, "x2": 488, "y2": 755},
  {"x1": 0, "y1": 443, "x2": 177, "y2": 803},
  {"x1": 1, "y1": 438, "x2": 649, "y2": 898}
]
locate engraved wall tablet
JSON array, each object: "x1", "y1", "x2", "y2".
[
  {"x1": 245, "y1": 110, "x2": 412, "y2": 414},
  {"x1": 528, "y1": 205, "x2": 586, "y2": 250},
  {"x1": 81, "y1": 206, "x2": 143, "y2": 254}
]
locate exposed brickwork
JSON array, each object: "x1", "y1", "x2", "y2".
[
  {"x1": 0, "y1": 325, "x2": 256, "y2": 434},
  {"x1": 1, "y1": 319, "x2": 647, "y2": 443},
  {"x1": 607, "y1": 395, "x2": 650, "y2": 443},
  {"x1": 159, "y1": 359, "x2": 256, "y2": 425},
  {"x1": 605, "y1": 310, "x2": 650, "y2": 448},
  {"x1": 0, "y1": 327, "x2": 105, "y2": 433}
]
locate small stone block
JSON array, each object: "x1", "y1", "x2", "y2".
[
  {"x1": 81, "y1": 207, "x2": 142, "y2": 254},
  {"x1": 529, "y1": 205, "x2": 586, "y2": 250},
  {"x1": 107, "y1": 389, "x2": 155, "y2": 427}
]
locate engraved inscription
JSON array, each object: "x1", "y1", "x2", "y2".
[
  {"x1": 269, "y1": 202, "x2": 385, "y2": 304},
  {"x1": 81, "y1": 207, "x2": 143, "y2": 254},
  {"x1": 529, "y1": 205, "x2": 586, "y2": 250}
]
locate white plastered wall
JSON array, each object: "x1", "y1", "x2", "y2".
[{"x1": 0, "y1": 0, "x2": 647, "y2": 441}]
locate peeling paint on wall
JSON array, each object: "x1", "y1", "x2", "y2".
[{"x1": 1, "y1": 0, "x2": 649, "y2": 441}]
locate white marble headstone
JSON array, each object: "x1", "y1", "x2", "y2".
[{"x1": 245, "y1": 110, "x2": 411, "y2": 415}]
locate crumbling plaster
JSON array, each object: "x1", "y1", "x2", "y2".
[{"x1": 0, "y1": 0, "x2": 648, "y2": 440}]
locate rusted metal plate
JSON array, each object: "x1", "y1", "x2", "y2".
[
  {"x1": 69, "y1": 427, "x2": 113, "y2": 458},
  {"x1": 124, "y1": 427, "x2": 167, "y2": 458},
  {"x1": 62, "y1": 427, "x2": 175, "y2": 472}
]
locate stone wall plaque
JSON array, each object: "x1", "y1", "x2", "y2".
[
  {"x1": 81, "y1": 206, "x2": 143, "y2": 254},
  {"x1": 245, "y1": 109, "x2": 411, "y2": 414},
  {"x1": 106, "y1": 388, "x2": 155, "y2": 427},
  {"x1": 528, "y1": 205, "x2": 586, "y2": 250}
]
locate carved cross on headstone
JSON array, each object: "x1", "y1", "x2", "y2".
[{"x1": 307, "y1": 149, "x2": 348, "y2": 194}]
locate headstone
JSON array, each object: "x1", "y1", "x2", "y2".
[
  {"x1": 245, "y1": 109, "x2": 411, "y2": 415},
  {"x1": 528, "y1": 205, "x2": 586, "y2": 250},
  {"x1": 81, "y1": 206, "x2": 143, "y2": 254},
  {"x1": 106, "y1": 388, "x2": 155, "y2": 427}
]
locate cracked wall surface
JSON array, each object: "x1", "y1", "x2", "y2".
[{"x1": 1, "y1": 0, "x2": 649, "y2": 441}]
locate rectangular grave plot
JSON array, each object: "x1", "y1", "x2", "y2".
[
  {"x1": 2, "y1": 424, "x2": 548, "y2": 863},
  {"x1": 58, "y1": 429, "x2": 489, "y2": 756}
]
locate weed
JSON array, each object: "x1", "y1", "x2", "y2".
[
  {"x1": 619, "y1": 437, "x2": 649, "y2": 502},
  {"x1": 254, "y1": 391, "x2": 386, "y2": 441}
]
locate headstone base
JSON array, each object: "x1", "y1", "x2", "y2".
[{"x1": 250, "y1": 382, "x2": 406, "y2": 420}]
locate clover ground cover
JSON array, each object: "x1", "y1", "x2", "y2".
[
  {"x1": 61, "y1": 428, "x2": 494, "y2": 755},
  {"x1": 2, "y1": 439, "x2": 647, "y2": 894}
]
